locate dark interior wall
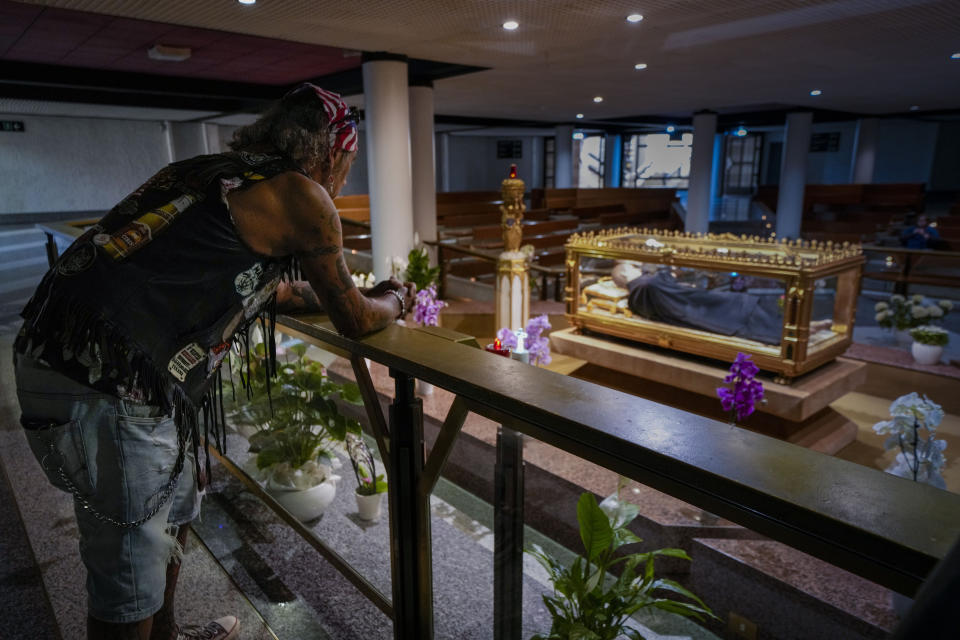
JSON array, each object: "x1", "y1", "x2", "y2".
[{"x1": 929, "y1": 122, "x2": 960, "y2": 191}]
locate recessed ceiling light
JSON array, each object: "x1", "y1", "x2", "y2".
[
  {"x1": 593, "y1": 96, "x2": 603, "y2": 103},
  {"x1": 238, "y1": 0, "x2": 255, "y2": 4},
  {"x1": 634, "y1": 63, "x2": 648, "y2": 70},
  {"x1": 666, "y1": 125, "x2": 676, "y2": 133},
  {"x1": 502, "y1": 20, "x2": 519, "y2": 30},
  {"x1": 573, "y1": 132, "x2": 585, "y2": 140},
  {"x1": 626, "y1": 14, "x2": 644, "y2": 23},
  {"x1": 147, "y1": 44, "x2": 191, "y2": 62},
  {"x1": 809, "y1": 89, "x2": 822, "y2": 96},
  {"x1": 951, "y1": 52, "x2": 960, "y2": 59},
  {"x1": 734, "y1": 127, "x2": 748, "y2": 137},
  {"x1": 575, "y1": 113, "x2": 584, "y2": 119},
  {"x1": 909, "y1": 105, "x2": 920, "y2": 111}
]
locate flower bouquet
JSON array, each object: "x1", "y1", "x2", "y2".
[{"x1": 497, "y1": 314, "x2": 552, "y2": 366}]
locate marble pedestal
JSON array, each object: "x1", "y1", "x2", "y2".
[
  {"x1": 495, "y1": 251, "x2": 529, "y2": 335},
  {"x1": 550, "y1": 328, "x2": 866, "y2": 454}
]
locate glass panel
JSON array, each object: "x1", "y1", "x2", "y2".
[
  {"x1": 576, "y1": 258, "x2": 787, "y2": 348},
  {"x1": 577, "y1": 135, "x2": 605, "y2": 188},
  {"x1": 623, "y1": 133, "x2": 692, "y2": 189}
]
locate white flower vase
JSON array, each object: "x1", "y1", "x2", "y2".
[
  {"x1": 355, "y1": 490, "x2": 384, "y2": 521},
  {"x1": 266, "y1": 475, "x2": 340, "y2": 522},
  {"x1": 911, "y1": 342, "x2": 943, "y2": 365},
  {"x1": 416, "y1": 379, "x2": 434, "y2": 396},
  {"x1": 895, "y1": 329, "x2": 913, "y2": 348}
]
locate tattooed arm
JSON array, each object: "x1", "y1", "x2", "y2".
[
  {"x1": 281, "y1": 175, "x2": 413, "y2": 338},
  {"x1": 276, "y1": 280, "x2": 324, "y2": 313}
]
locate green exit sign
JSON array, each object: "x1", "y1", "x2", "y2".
[{"x1": 1, "y1": 120, "x2": 25, "y2": 132}]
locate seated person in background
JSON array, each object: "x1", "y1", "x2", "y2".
[
  {"x1": 611, "y1": 261, "x2": 784, "y2": 345},
  {"x1": 901, "y1": 214, "x2": 940, "y2": 249}
]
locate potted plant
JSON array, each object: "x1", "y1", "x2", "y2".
[
  {"x1": 875, "y1": 295, "x2": 952, "y2": 347},
  {"x1": 346, "y1": 433, "x2": 387, "y2": 521},
  {"x1": 405, "y1": 245, "x2": 441, "y2": 292},
  {"x1": 527, "y1": 490, "x2": 715, "y2": 640},
  {"x1": 237, "y1": 342, "x2": 365, "y2": 521},
  {"x1": 872, "y1": 392, "x2": 949, "y2": 616},
  {"x1": 497, "y1": 314, "x2": 553, "y2": 366},
  {"x1": 909, "y1": 325, "x2": 948, "y2": 365}
]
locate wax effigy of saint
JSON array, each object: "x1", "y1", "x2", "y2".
[{"x1": 611, "y1": 261, "x2": 784, "y2": 345}]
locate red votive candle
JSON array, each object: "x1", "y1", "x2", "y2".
[{"x1": 485, "y1": 338, "x2": 511, "y2": 357}]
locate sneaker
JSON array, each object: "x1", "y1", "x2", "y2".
[{"x1": 176, "y1": 615, "x2": 240, "y2": 640}]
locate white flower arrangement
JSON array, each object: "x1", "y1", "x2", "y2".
[
  {"x1": 872, "y1": 393, "x2": 948, "y2": 489},
  {"x1": 910, "y1": 325, "x2": 949, "y2": 346},
  {"x1": 351, "y1": 271, "x2": 375, "y2": 289}
]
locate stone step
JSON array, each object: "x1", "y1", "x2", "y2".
[{"x1": 0, "y1": 239, "x2": 46, "y2": 262}]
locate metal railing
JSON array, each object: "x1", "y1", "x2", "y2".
[
  {"x1": 38, "y1": 218, "x2": 960, "y2": 639},
  {"x1": 276, "y1": 314, "x2": 960, "y2": 640}
]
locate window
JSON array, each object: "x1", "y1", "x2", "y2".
[
  {"x1": 576, "y1": 135, "x2": 605, "y2": 188},
  {"x1": 621, "y1": 133, "x2": 692, "y2": 188},
  {"x1": 723, "y1": 134, "x2": 762, "y2": 195}
]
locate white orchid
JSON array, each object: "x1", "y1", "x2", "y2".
[
  {"x1": 351, "y1": 271, "x2": 375, "y2": 289},
  {"x1": 874, "y1": 302, "x2": 889, "y2": 312},
  {"x1": 911, "y1": 306, "x2": 928, "y2": 319},
  {"x1": 873, "y1": 393, "x2": 948, "y2": 489},
  {"x1": 928, "y1": 306, "x2": 944, "y2": 319},
  {"x1": 939, "y1": 300, "x2": 954, "y2": 311},
  {"x1": 911, "y1": 294, "x2": 924, "y2": 304}
]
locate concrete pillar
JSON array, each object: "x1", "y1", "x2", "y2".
[
  {"x1": 362, "y1": 54, "x2": 415, "y2": 280},
  {"x1": 409, "y1": 82, "x2": 437, "y2": 247},
  {"x1": 603, "y1": 134, "x2": 622, "y2": 188},
  {"x1": 686, "y1": 111, "x2": 717, "y2": 233},
  {"x1": 438, "y1": 132, "x2": 451, "y2": 192},
  {"x1": 203, "y1": 123, "x2": 222, "y2": 154},
  {"x1": 555, "y1": 125, "x2": 574, "y2": 188},
  {"x1": 168, "y1": 122, "x2": 208, "y2": 160},
  {"x1": 850, "y1": 118, "x2": 879, "y2": 184},
  {"x1": 775, "y1": 111, "x2": 813, "y2": 240},
  {"x1": 162, "y1": 121, "x2": 174, "y2": 163}
]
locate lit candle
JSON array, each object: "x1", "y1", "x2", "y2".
[{"x1": 485, "y1": 337, "x2": 510, "y2": 357}]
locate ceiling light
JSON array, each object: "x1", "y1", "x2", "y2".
[
  {"x1": 909, "y1": 105, "x2": 919, "y2": 111},
  {"x1": 502, "y1": 20, "x2": 519, "y2": 30},
  {"x1": 593, "y1": 96, "x2": 603, "y2": 103},
  {"x1": 734, "y1": 127, "x2": 748, "y2": 137},
  {"x1": 573, "y1": 132, "x2": 585, "y2": 140},
  {"x1": 238, "y1": 0, "x2": 256, "y2": 4},
  {"x1": 634, "y1": 63, "x2": 648, "y2": 70},
  {"x1": 666, "y1": 125, "x2": 676, "y2": 133},
  {"x1": 809, "y1": 89, "x2": 822, "y2": 96},
  {"x1": 626, "y1": 14, "x2": 644, "y2": 23},
  {"x1": 575, "y1": 113, "x2": 584, "y2": 119},
  {"x1": 147, "y1": 44, "x2": 191, "y2": 62},
  {"x1": 951, "y1": 52, "x2": 960, "y2": 59}
]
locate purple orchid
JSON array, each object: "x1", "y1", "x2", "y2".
[
  {"x1": 412, "y1": 285, "x2": 446, "y2": 327},
  {"x1": 716, "y1": 352, "x2": 764, "y2": 423},
  {"x1": 498, "y1": 314, "x2": 552, "y2": 366}
]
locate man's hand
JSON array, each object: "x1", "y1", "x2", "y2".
[{"x1": 365, "y1": 278, "x2": 416, "y2": 317}]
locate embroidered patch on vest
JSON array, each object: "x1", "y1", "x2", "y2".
[
  {"x1": 168, "y1": 342, "x2": 206, "y2": 382},
  {"x1": 206, "y1": 341, "x2": 232, "y2": 376},
  {"x1": 234, "y1": 262, "x2": 264, "y2": 296},
  {"x1": 57, "y1": 242, "x2": 97, "y2": 276}
]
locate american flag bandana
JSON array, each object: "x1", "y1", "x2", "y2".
[{"x1": 285, "y1": 83, "x2": 358, "y2": 153}]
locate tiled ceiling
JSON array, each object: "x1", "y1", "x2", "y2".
[
  {"x1": 0, "y1": 0, "x2": 360, "y2": 84},
  {"x1": 2, "y1": 0, "x2": 960, "y2": 122}
]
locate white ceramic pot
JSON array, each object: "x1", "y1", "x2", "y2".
[
  {"x1": 266, "y1": 476, "x2": 340, "y2": 522},
  {"x1": 911, "y1": 341, "x2": 943, "y2": 366},
  {"x1": 355, "y1": 490, "x2": 385, "y2": 521},
  {"x1": 416, "y1": 379, "x2": 434, "y2": 396}
]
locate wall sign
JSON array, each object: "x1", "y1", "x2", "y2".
[
  {"x1": 497, "y1": 139, "x2": 522, "y2": 159},
  {"x1": 809, "y1": 132, "x2": 840, "y2": 152},
  {"x1": 0, "y1": 120, "x2": 25, "y2": 132}
]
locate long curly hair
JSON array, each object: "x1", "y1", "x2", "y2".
[{"x1": 229, "y1": 89, "x2": 332, "y2": 175}]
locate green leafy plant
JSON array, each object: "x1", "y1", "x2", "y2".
[
  {"x1": 230, "y1": 342, "x2": 364, "y2": 489},
  {"x1": 910, "y1": 325, "x2": 949, "y2": 346},
  {"x1": 527, "y1": 492, "x2": 715, "y2": 640},
  {"x1": 346, "y1": 433, "x2": 387, "y2": 496},
  {"x1": 404, "y1": 246, "x2": 440, "y2": 291}
]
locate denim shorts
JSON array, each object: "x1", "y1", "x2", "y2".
[{"x1": 14, "y1": 354, "x2": 202, "y2": 623}]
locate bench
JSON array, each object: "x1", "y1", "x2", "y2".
[{"x1": 861, "y1": 245, "x2": 960, "y2": 294}]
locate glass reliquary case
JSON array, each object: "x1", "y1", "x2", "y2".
[{"x1": 564, "y1": 228, "x2": 864, "y2": 382}]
